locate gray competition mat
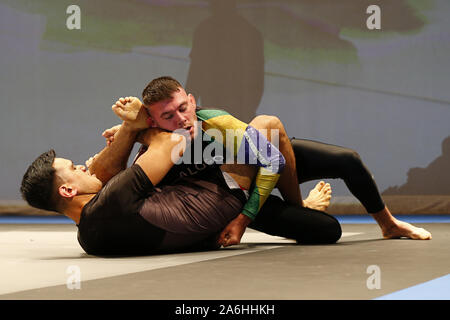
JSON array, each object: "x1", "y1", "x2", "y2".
[{"x1": 0, "y1": 222, "x2": 448, "y2": 300}]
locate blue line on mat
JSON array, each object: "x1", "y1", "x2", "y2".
[
  {"x1": 0, "y1": 215, "x2": 449, "y2": 224},
  {"x1": 335, "y1": 215, "x2": 450, "y2": 224},
  {"x1": 0, "y1": 216, "x2": 74, "y2": 224}
]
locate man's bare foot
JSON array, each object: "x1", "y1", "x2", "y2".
[
  {"x1": 382, "y1": 219, "x2": 432, "y2": 240},
  {"x1": 303, "y1": 181, "x2": 332, "y2": 211}
]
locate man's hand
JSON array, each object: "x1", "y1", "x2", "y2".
[
  {"x1": 217, "y1": 213, "x2": 252, "y2": 247},
  {"x1": 102, "y1": 124, "x2": 121, "y2": 146},
  {"x1": 85, "y1": 153, "x2": 98, "y2": 171},
  {"x1": 112, "y1": 97, "x2": 149, "y2": 131}
]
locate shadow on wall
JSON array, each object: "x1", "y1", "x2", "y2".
[
  {"x1": 184, "y1": 0, "x2": 427, "y2": 122},
  {"x1": 185, "y1": 0, "x2": 264, "y2": 123},
  {"x1": 1, "y1": 0, "x2": 429, "y2": 124},
  {"x1": 383, "y1": 136, "x2": 450, "y2": 195}
]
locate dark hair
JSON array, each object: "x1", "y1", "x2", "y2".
[
  {"x1": 20, "y1": 149, "x2": 58, "y2": 212},
  {"x1": 142, "y1": 76, "x2": 183, "y2": 106}
]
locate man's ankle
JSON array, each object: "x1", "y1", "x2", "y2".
[{"x1": 372, "y1": 206, "x2": 398, "y2": 228}]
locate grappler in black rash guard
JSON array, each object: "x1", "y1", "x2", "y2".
[
  {"x1": 19, "y1": 123, "x2": 243, "y2": 255},
  {"x1": 20, "y1": 94, "x2": 343, "y2": 255}
]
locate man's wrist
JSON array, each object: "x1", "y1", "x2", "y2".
[
  {"x1": 241, "y1": 207, "x2": 257, "y2": 221},
  {"x1": 237, "y1": 213, "x2": 252, "y2": 227},
  {"x1": 121, "y1": 121, "x2": 144, "y2": 133}
]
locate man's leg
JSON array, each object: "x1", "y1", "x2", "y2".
[
  {"x1": 290, "y1": 138, "x2": 431, "y2": 240},
  {"x1": 291, "y1": 139, "x2": 384, "y2": 212},
  {"x1": 220, "y1": 116, "x2": 341, "y2": 245},
  {"x1": 245, "y1": 115, "x2": 332, "y2": 210},
  {"x1": 250, "y1": 195, "x2": 342, "y2": 244},
  {"x1": 221, "y1": 115, "x2": 330, "y2": 208}
]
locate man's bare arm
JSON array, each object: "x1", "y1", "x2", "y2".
[
  {"x1": 134, "y1": 129, "x2": 186, "y2": 186},
  {"x1": 88, "y1": 97, "x2": 149, "y2": 184},
  {"x1": 88, "y1": 122, "x2": 139, "y2": 184}
]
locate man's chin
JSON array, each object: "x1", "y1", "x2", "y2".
[{"x1": 172, "y1": 124, "x2": 197, "y2": 140}]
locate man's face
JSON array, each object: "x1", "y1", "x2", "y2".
[
  {"x1": 147, "y1": 87, "x2": 198, "y2": 139},
  {"x1": 53, "y1": 158, "x2": 102, "y2": 196}
]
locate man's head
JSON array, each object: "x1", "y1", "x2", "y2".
[
  {"x1": 20, "y1": 150, "x2": 102, "y2": 213},
  {"x1": 142, "y1": 76, "x2": 198, "y2": 139}
]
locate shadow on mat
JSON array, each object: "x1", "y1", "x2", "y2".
[
  {"x1": 335, "y1": 238, "x2": 387, "y2": 245},
  {"x1": 39, "y1": 243, "x2": 298, "y2": 259},
  {"x1": 40, "y1": 239, "x2": 392, "y2": 260}
]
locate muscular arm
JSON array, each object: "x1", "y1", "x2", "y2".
[
  {"x1": 88, "y1": 96, "x2": 149, "y2": 184},
  {"x1": 135, "y1": 129, "x2": 186, "y2": 186},
  {"x1": 88, "y1": 122, "x2": 138, "y2": 185}
]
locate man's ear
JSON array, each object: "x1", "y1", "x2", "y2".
[
  {"x1": 188, "y1": 93, "x2": 196, "y2": 107},
  {"x1": 149, "y1": 117, "x2": 157, "y2": 128},
  {"x1": 58, "y1": 184, "x2": 78, "y2": 199},
  {"x1": 144, "y1": 107, "x2": 157, "y2": 128}
]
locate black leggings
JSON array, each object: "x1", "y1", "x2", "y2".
[{"x1": 249, "y1": 138, "x2": 386, "y2": 244}]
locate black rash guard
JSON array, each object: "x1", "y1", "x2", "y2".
[
  {"x1": 77, "y1": 164, "x2": 245, "y2": 255},
  {"x1": 77, "y1": 165, "x2": 165, "y2": 255}
]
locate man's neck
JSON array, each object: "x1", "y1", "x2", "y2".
[{"x1": 62, "y1": 194, "x2": 96, "y2": 225}]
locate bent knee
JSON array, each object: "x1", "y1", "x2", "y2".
[
  {"x1": 348, "y1": 149, "x2": 362, "y2": 161},
  {"x1": 316, "y1": 215, "x2": 342, "y2": 244},
  {"x1": 326, "y1": 216, "x2": 342, "y2": 243},
  {"x1": 297, "y1": 213, "x2": 342, "y2": 245},
  {"x1": 338, "y1": 148, "x2": 364, "y2": 169},
  {"x1": 250, "y1": 115, "x2": 282, "y2": 130}
]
